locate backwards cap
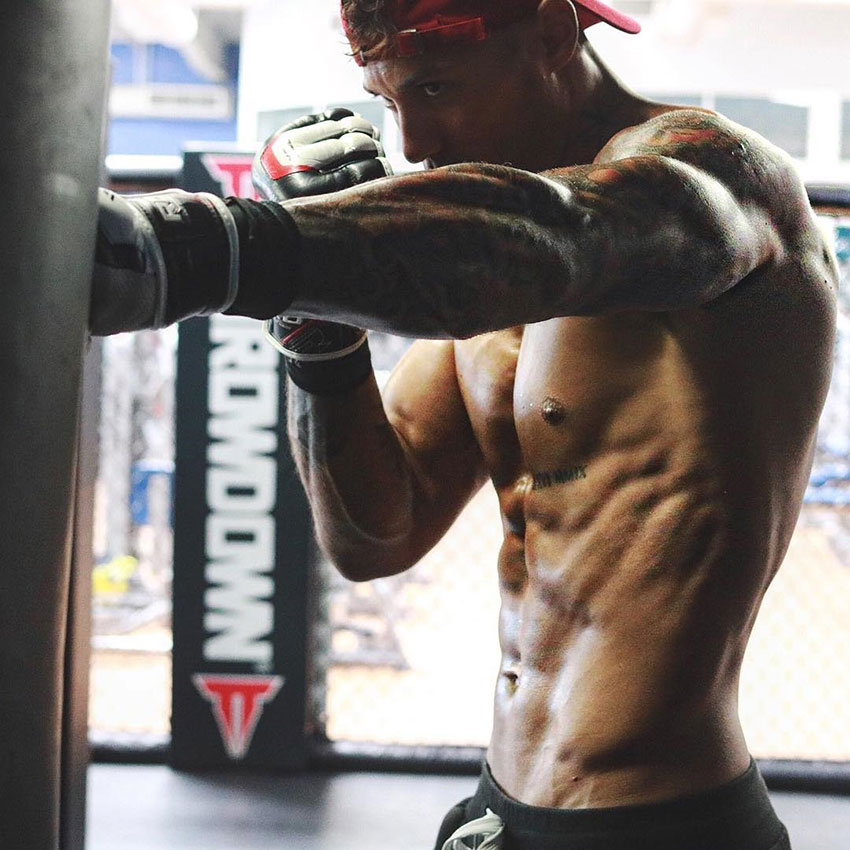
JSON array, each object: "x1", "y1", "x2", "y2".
[{"x1": 344, "y1": 0, "x2": 640, "y2": 66}]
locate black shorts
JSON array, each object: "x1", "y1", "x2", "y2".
[{"x1": 434, "y1": 760, "x2": 791, "y2": 850}]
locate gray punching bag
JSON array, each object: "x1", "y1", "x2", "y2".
[{"x1": 0, "y1": 0, "x2": 110, "y2": 848}]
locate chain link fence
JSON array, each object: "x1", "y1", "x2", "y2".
[{"x1": 90, "y1": 329, "x2": 175, "y2": 740}]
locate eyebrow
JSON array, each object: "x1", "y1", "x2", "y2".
[{"x1": 363, "y1": 66, "x2": 449, "y2": 98}]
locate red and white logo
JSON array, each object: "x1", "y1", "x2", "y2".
[
  {"x1": 193, "y1": 673, "x2": 284, "y2": 760},
  {"x1": 201, "y1": 154, "x2": 258, "y2": 199}
]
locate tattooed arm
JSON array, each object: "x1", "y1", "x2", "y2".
[
  {"x1": 288, "y1": 338, "x2": 487, "y2": 580},
  {"x1": 260, "y1": 110, "x2": 803, "y2": 336}
]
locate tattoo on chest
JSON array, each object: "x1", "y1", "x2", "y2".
[{"x1": 532, "y1": 466, "x2": 587, "y2": 490}]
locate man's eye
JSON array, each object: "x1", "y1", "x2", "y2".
[{"x1": 421, "y1": 83, "x2": 443, "y2": 97}]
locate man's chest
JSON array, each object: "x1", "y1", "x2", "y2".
[{"x1": 452, "y1": 315, "x2": 676, "y2": 482}]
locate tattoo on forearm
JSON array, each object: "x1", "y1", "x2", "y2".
[
  {"x1": 285, "y1": 164, "x2": 590, "y2": 336},
  {"x1": 293, "y1": 410, "x2": 349, "y2": 461},
  {"x1": 532, "y1": 466, "x2": 587, "y2": 490},
  {"x1": 275, "y1": 108, "x2": 763, "y2": 333}
]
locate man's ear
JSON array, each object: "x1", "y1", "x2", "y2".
[{"x1": 535, "y1": 0, "x2": 580, "y2": 72}]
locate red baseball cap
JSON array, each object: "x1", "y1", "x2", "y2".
[{"x1": 345, "y1": 0, "x2": 640, "y2": 65}]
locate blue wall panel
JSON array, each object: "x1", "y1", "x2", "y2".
[
  {"x1": 108, "y1": 42, "x2": 239, "y2": 157},
  {"x1": 108, "y1": 118, "x2": 238, "y2": 157}
]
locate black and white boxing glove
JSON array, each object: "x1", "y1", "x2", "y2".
[
  {"x1": 254, "y1": 106, "x2": 391, "y2": 199},
  {"x1": 90, "y1": 187, "x2": 301, "y2": 335},
  {"x1": 255, "y1": 107, "x2": 392, "y2": 395},
  {"x1": 90, "y1": 188, "x2": 240, "y2": 336}
]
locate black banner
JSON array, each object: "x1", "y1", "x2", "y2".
[{"x1": 171, "y1": 151, "x2": 312, "y2": 769}]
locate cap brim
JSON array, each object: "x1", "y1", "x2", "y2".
[{"x1": 576, "y1": 0, "x2": 641, "y2": 34}]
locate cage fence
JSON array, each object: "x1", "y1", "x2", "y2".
[
  {"x1": 89, "y1": 209, "x2": 850, "y2": 767},
  {"x1": 90, "y1": 328, "x2": 175, "y2": 739}
]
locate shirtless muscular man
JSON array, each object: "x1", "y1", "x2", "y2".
[{"x1": 89, "y1": 1, "x2": 838, "y2": 847}]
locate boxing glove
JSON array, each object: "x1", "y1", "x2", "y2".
[
  {"x1": 255, "y1": 108, "x2": 393, "y2": 394},
  {"x1": 254, "y1": 106, "x2": 391, "y2": 200},
  {"x1": 89, "y1": 188, "x2": 240, "y2": 336}
]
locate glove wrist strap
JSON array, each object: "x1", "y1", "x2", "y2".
[
  {"x1": 223, "y1": 198, "x2": 300, "y2": 319},
  {"x1": 197, "y1": 193, "x2": 240, "y2": 313},
  {"x1": 285, "y1": 339, "x2": 373, "y2": 395}
]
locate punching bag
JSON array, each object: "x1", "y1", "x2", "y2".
[{"x1": 0, "y1": 0, "x2": 110, "y2": 847}]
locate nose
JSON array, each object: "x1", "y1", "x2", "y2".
[{"x1": 396, "y1": 108, "x2": 440, "y2": 165}]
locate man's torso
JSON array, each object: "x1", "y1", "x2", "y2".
[{"x1": 450, "y1": 231, "x2": 835, "y2": 807}]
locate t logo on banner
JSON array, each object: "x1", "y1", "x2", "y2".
[
  {"x1": 201, "y1": 154, "x2": 258, "y2": 199},
  {"x1": 193, "y1": 673, "x2": 284, "y2": 760}
]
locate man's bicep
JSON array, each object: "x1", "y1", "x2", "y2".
[{"x1": 382, "y1": 339, "x2": 487, "y2": 557}]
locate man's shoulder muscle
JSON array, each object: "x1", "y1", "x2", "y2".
[
  {"x1": 598, "y1": 108, "x2": 807, "y2": 221},
  {"x1": 611, "y1": 111, "x2": 837, "y2": 339},
  {"x1": 596, "y1": 108, "x2": 834, "y2": 297},
  {"x1": 599, "y1": 108, "x2": 776, "y2": 167}
]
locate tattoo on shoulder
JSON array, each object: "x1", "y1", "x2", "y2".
[
  {"x1": 532, "y1": 466, "x2": 587, "y2": 491},
  {"x1": 644, "y1": 113, "x2": 726, "y2": 150},
  {"x1": 632, "y1": 111, "x2": 760, "y2": 177}
]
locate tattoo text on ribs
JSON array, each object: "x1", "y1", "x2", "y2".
[{"x1": 532, "y1": 466, "x2": 587, "y2": 491}]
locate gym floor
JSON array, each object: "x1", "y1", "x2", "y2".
[{"x1": 87, "y1": 764, "x2": 850, "y2": 850}]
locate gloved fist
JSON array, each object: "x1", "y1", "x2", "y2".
[
  {"x1": 253, "y1": 106, "x2": 392, "y2": 200},
  {"x1": 255, "y1": 108, "x2": 392, "y2": 393},
  {"x1": 89, "y1": 188, "x2": 239, "y2": 335}
]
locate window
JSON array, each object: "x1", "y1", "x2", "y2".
[
  {"x1": 715, "y1": 97, "x2": 808, "y2": 158},
  {"x1": 256, "y1": 107, "x2": 312, "y2": 143},
  {"x1": 841, "y1": 101, "x2": 850, "y2": 160},
  {"x1": 643, "y1": 93, "x2": 703, "y2": 108}
]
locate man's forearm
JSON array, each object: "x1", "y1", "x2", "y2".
[
  {"x1": 278, "y1": 153, "x2": 761, "y2": 331},
  {"x1": 279, "y1": 164, "x2": 583, "y2": 337},
  {"x1": 93, "y1": 112, "x2": 770, "y2": 339},
  {"x1": 287, "y1": 374, "x2": 417, "y2": 579}
]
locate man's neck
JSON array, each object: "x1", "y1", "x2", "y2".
[{"x1": 553, "y1": 42, "x2": 655, "y2": 168}]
